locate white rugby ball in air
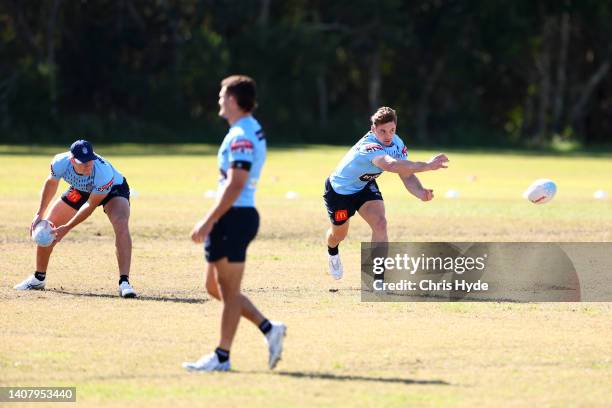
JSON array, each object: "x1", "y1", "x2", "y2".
[
  {"x1": 524, "y1": 179, "x2": 557, "y2": 204},
  {"x1": 32, "y1": 220, "x2": 56, "y2": 247},
  {"x1": 593, "y1": 190, "x2": 608, "y2": 200}
]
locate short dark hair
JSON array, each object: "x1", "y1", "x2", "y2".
[
  {"x1": 371, "y1": 106, "x2": 397, "y2": 126},
  {"x1": 221, "y1": 75, "x2": 257, "y2": 112}
]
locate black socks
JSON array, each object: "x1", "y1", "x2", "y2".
[
  {"x1": 258, "y1": 319, "x2": 272, "y2": 335},
  {"x1": 328, "y1": 245, "x2": 339, "y2": 256},
  {"x1": 34, "y1": 273, "x2": 131, "y2": 285},
  {"x1": 215, "y1": 347, "x2": 230, "y2": 363}
]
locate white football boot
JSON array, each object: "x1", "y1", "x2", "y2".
[
  {"x1": 118, "y1": 281, "x2": 137, "y2": 298},
  {"x1": 182, "y1": 352, "x2": 230, "y2": 372},
  {"x1": 14, "y1": 274, "x2": 45, "y2": 290},
  {"x1": 266, "y1": 321, "x2": 287, "y2": 369},
  {"x1": 328, "y1": 254, "x2": 343, "y2": 280}
]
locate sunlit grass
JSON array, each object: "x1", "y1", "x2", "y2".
[{"x1": 1, "y1": 144, "x2": 611, "y2": 407}]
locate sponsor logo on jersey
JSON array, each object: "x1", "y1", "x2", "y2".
[
  {"x1": 230, "y1": 139, "x2": 254, "y2": 154},
  {"x1": 50, "y1": 164, "x2": 56, "y2": 177},
  {"x1": 97, "y1": 178, "x2": 114, "y2": 192},
  {"x1": 255, "y1": 129, "x2": 266, "y2": 140},
  {"x1": 359, "y1": 173, "x2": 382, "y2": 182},
  {"x1": 334, "y1": 209, "x2": 348, "y2": 222},
  {"x1": 402, "y1": 146, "x2": 407, "y2": 156},
  {"x1": 362, "y1": 143, "x2": 383, "y2": 153}
]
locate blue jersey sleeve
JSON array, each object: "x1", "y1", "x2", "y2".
[
  {"x1": 358, "y1": 142, "x2": 387, "y2": 163},
  {"x1": 50, "y1": 154, "x2": 70, "y2": 180},
  {"x1": 228, "y1": 134, "x2": 255, "y2": 170}
]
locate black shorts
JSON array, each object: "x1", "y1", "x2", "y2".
[
  {"x1": 61, "y1": 178, "x2": 131, "y2": 211},
  {"x1": 205, "y1": 207, "x2": 260, "y2": 263},
  {"x1": 323, "y1": 177, "x2": 383, "y2": 225}
]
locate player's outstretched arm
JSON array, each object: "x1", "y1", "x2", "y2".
[
  {"x1": 400, "y1": 173, "x2": 434, "y2": 201},
  {"x1": 31, "y1": 176, "x2": 60, "y2": 236},
  {"x1": 372, "y1": 153, "x2": 449, "y2": 176},
  {"x1": 190, "y1": 168, "x2": 249, "y2": 243}
]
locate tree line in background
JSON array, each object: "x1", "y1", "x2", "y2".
[{"x1": 1, "y1": 0, "x2": 611, "y2": 147}]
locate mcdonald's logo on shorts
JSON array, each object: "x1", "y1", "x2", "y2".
[
  {"x1": 334, "y1": 209, "x2": 348, "y2": 222},
  {"x1": 66, "y1": 189, "x2": 82, "y2": 203}
]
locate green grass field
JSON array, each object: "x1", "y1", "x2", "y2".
[{"x1": 1, "y1": 144, "x2": 611, "y2": 407}]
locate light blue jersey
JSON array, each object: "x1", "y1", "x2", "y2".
[
  {"x1": 329, "y1": 132, "x2": 408, "y2": 194},
  {"x1": 217, "y1": 115, "x2": 266, "y2": 207},
  {"x1": 50, "y1": 152, "x2": 124, "y2": 194}
]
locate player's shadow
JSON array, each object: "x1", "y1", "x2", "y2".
[
  {"x1": 46, "y1": 289, "x2": 208, "y2": 304},
  {"x1": 270, "y1": 371, "x2": 449, "y2": 385}
]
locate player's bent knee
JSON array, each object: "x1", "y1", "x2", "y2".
[
  {"x1": 330, "y1": 225, "x2": 349, "y2": 240},
  {"x1": 205, "y1": 284, "x2": 221, "y2": 300},
  {"x1": 217, "y1": 281, "x2": 241, "y2": 299},
  {"x1": 330, "y1": 230, "x2": 346, "y2": 241},
  {"x1": 111, "y1": 217, "x2": 130, "y2": 233},
  {"x1": 372, "y1": 217, "x2": 387, "y2": 233},
  {"x1": 111, "y1": 215, "x2": 130, "y2": 227},
  {"x1": 204, "y1": 271, "x2": 221, "y2": 300}
]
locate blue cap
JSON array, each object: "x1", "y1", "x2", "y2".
[{"x1": 70, "y1": 140, "x2": 96, "y2": 163}]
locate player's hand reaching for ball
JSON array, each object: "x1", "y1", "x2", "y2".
[
  {"x1": 427, "y1": 154, "x2": 449, "y2": 171},
  {"x1": 30, "y1": 214, "x2": 42, "y2": 237},
  {"x1": 52, "y1": 225, "x2": 69, "y2": 243}
]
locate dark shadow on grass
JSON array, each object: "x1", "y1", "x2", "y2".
[
  {"x1": 266, "y1": 371, "x2": 450, "y2": 385},
  {"x1": 46, "y1": 288, "x2": 208, "y2": 304},
  {"x1": 79, "y1": 370, "x2": 449, "y2": 385}
]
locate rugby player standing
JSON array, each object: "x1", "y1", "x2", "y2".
[
  {"x1": 14, "y1": 140, "x2": 136, "y2": 297},
  {"x1": 185, "y1": 75, "x2": 286, "y2": 372},
  {"x1": 324, "y1": 107, "x2": 449, "y2": 279}
]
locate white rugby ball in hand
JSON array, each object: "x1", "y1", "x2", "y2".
[
  {"x1": 32, "y1": 219, "x2": 56, "y2": 247},
  {"x1": 524, "y1": 179, "x2": 557, "y2": 204}
]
